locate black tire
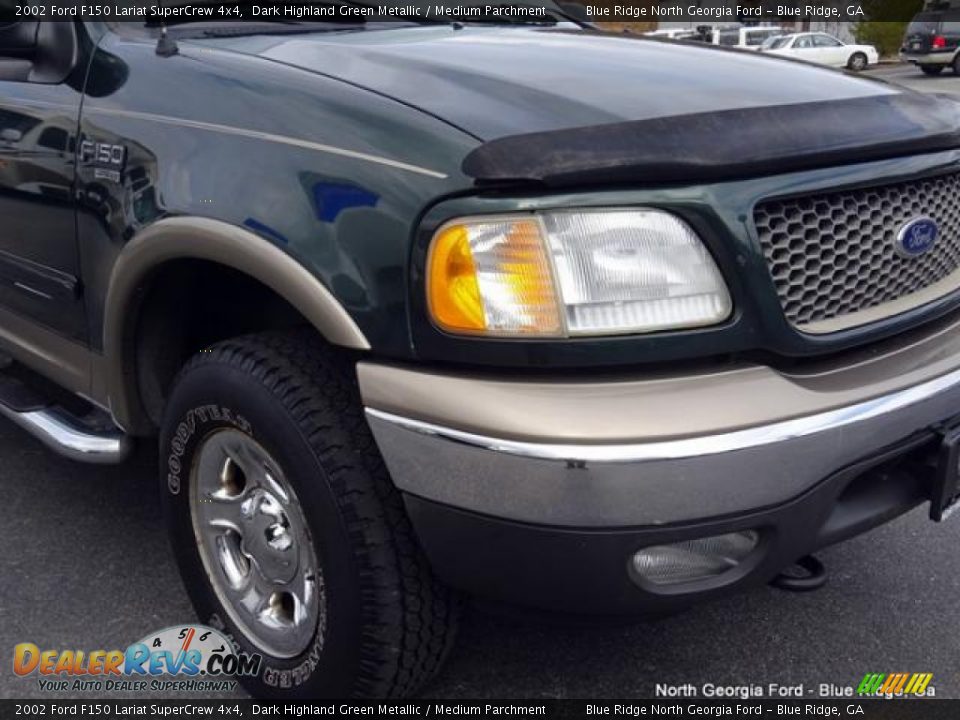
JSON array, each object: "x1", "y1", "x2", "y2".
[
  {"x1": 160, "y1": 331, "x2": 459, "y2": 699},
  {"x1": 954, "y1": 54, "x2": 960, "y2": 75},
  {"x1": 847, "y1": 52, "x2": 868, "y2": 71},
  {"x1": 921, "y1": 64, "x2": 944, "y2": 76}
]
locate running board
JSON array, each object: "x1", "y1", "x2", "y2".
[{"x1": 0, "y1": 374, "x2": 132, "y2": 464}]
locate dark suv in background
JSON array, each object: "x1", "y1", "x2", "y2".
[{"x1": 902, "y1": 7, "x2": 960, "y2": 75}]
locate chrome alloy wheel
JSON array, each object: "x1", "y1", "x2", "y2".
[{"x1": 190, "y1": 429, "x2": 322, "y2": 658}]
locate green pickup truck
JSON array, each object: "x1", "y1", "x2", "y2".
[{"x1": 2, "y1": 15, "x2": 960, "y2": 699}]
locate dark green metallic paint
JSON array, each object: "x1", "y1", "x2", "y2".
[
  {"x1": 76, "y1": 29, "x2": 477, "y2": 357},
  {"x1": 0, "y1": 20, "x2": 958, "y2": 382},
  {"x1": 0, "y1": 61, "x2": 87, "y2": 338}
]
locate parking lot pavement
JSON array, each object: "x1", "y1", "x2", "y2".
[
  {"x1": 3, "y1": 418, "x2": 960, "y2": 700},
  {"x1": 4, "y1": 62, "x2": 960, "y2": 702},
  {"x1": 866, "y1": 62, "x2": 960, "y2": 96}
]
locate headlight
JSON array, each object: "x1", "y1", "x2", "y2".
[{"x1": 426, "y1": 209, "x2": 732, "y2": 337}]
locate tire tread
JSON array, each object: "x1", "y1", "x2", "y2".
[{"x1": 176, "y1": 330, "x2": 459, "y2": 698}]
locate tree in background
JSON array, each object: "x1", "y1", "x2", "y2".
[{"x1": 853, "y1": 0, "x2": 925, "y2": 56}]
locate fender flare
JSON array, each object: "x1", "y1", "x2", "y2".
[{"x1": 103, "y1": 216, "x2": 370, "y2": 432}]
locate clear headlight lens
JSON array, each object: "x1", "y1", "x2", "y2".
[{"x1": 426, "y1": 209, "x2": 732, "y2": 337}]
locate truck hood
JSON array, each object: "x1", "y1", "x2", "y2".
[
  {"x1": 195, "y1": 26, "x2": 901, "y2": 140},
  {"x1": 195, "y1": 26, "x2": 960, "y2": 186}
]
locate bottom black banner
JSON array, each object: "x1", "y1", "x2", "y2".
[{"x1": 2, "y1": 700, "x2": 959, "y2": 720}]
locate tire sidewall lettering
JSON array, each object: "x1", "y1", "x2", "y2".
[
  {"x1": 169, "y1": 401, "x2": 325, "y2": 688},
  {"x1": 165, "y1": 404, "x2": 251, "y2": 496},
  {"x1": 259, "y1": 603, "x2": 326, "y2": 688}
]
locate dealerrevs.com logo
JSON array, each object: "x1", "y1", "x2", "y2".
[{"x1": 13, "y1": 625, "x2": 261, "y2": 693}]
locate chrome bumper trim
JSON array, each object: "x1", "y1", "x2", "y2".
[
  {"x1": 367, "y1": 362, "x2": 960, "y2": 463},
  {"x1": 365, "y1": 365, "x2": 960, "y2": 526}
]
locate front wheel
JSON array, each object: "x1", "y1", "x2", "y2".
[
  {"x1": 847, "y1": 52, "x2": 868, "y2": 71},
  {"x1": 160, "y1": 332, "x2": 459, "y2": 698}
]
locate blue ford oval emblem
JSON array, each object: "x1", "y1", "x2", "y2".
[{"x1": 895, "y1": 217, "x2": 938, "y2": 258}]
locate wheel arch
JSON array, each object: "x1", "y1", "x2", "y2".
[
  {"x1": 103, "y1": 216, "x2": 370, "y2": 434},
  {"x1": 847, "y1": 50, "x2": 867, "y2": 67}
]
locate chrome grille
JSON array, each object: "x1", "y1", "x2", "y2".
[{"x1": 754, "y1": 172, "x2": 960, "y2": 331}]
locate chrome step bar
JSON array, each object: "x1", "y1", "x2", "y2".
[{"x1": 0, "y1": 403, "x2": 133, "y2": 464}]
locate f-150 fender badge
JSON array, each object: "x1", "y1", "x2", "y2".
[{"x1": 79, "y1": 138, "x2": 127, "y2": 183}]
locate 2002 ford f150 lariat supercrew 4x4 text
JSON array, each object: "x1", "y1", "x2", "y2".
[{"x1": 2, "y1": 15, "x2": 960, "y2": 699}]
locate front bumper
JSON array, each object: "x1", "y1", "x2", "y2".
[
  {"x1": 361, "y1": 317, "x2": 960, "y2": 611},
  {"x1": 400, "y1": 435, "x2": 934, "y2": 614}
]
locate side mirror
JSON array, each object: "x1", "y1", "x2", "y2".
[{"x1": 0, "y1": 22, "x2": 40, "y2": 58}]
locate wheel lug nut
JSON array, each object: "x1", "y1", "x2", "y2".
[{"x1": 266, "y1": 523, "x2": 292, "y2": 551}]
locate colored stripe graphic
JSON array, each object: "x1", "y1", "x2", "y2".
[{"x1": 857, "y1": 673, "x2": 933, "y2": 695}]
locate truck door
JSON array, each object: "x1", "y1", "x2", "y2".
[{"x1": 0, "y1": 23, "x2": 85, "y2": 341}]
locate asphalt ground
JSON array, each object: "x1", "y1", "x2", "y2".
[
  {"x1": 867, "y1": 61, "x2": 960, "y2": 95},
  {"x1": 3, "y1": 62, "x2": 960, "y2": 702}
]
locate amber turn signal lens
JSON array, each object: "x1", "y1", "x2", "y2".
[
  {"x1": 427, "y1": 224, "x2": 486, "y2": 333},
  {"x1": 426, "y1": 218, "x2": 562, "y2": 336}
]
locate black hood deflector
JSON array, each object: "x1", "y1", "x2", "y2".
[{"x1": 462, "y1": 93, "x2": 960, "y2": 188}]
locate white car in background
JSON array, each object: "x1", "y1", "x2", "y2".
[
  {"x1": 642, "y1": 28, "x2": 700, "y2": 41},
  {"x1": 642, "y1": 25, "x2": 782, "y2": 50},
  {"x1": 762, "y1": 32, "x2": 879, "y2": 71},
  {"x1": 712, "y1": 25, "x2": 784, "y2": 50}
]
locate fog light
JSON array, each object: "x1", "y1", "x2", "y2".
[{"x1": 631, "y1": 530, "x2": 759, "y2": 586}]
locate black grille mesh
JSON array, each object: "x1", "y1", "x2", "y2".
[{"x1": 754, "y1": 172, "x2": 960, "y2": 328}]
